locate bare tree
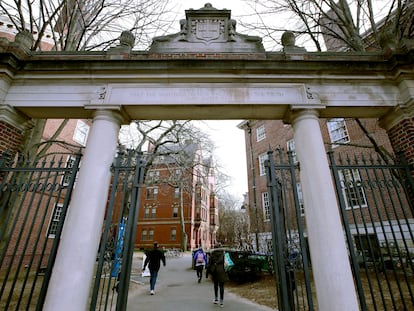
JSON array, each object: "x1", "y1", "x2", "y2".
[
  {"x1": 217, "y1": 192, "x2": 250, "y2": 248},
  {"x1": 0, "y1": 0, "x2": 177, "y2": 51},
  {"x1": 241, "y1": 0, "x2": 413, "y2": 51},
  {"x1": 0, "y1": 0, "x2": 177, "y2": 160}
]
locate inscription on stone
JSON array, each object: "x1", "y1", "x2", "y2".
[{"x1": 105, "y1": 85, "x2": 307, "y2": 105}]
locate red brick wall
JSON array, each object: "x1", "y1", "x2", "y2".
[
  {"x1": 387, "y1": 117, "x2": 414, "y2": 168},
  {"x1": 0, "y1": 120, "x2": 24, "y2": 155},
  {"x1": 386, "y1": 116, "x2": 414, "y2": 202}
]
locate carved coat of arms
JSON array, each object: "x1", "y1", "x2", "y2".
[
  {"x1": 196, "y1": 20, "x2": 220, "y2": 41},
  {"x1": 191, "y1": 19, "x2": 225, "y2": 42}
]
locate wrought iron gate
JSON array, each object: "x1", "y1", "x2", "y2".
[
  {"x1": 89, "y1": 150, "x2": 146, "y2": 311},
  {"x1": 265, "y1": 148, "x2": 414, "y2": 311},
  {"x1": 0, "y1": 150, "x2": 82, "y2": 311},
  {"x1": 265, "y1": 148, "x2": 315, "y2": 311}
]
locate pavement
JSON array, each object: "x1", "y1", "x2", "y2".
[{"x1": 127, "y1": 252, "x2": 275, "y2": 311}]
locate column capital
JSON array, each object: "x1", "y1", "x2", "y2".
[
  {"x1": 380, "y1": 80, "x2": 414, "y2": 129},
  {"x1": 0, "y1": 104, "x2": 30, "y2": 131},
  {"x1": 379, "y1": 101, "x2": 414, "y2": 130},
  {"x1": 91, "y1": 108, "x2": 130, "y2": 125},
  {"x1": 284, "y1": 108, "x2": 321, "y2": 124}
]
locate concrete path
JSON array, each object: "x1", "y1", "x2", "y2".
[{"x1": 127, "y1": 253, "x2": 275, "y2": 311}]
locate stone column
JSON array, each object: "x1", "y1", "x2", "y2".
[
  {"x1": 44, "y1": 110, "x2": 123, "y2": 311},
  {"x1": 291, "y1": 109, "x2": 359, "y2": 311}
]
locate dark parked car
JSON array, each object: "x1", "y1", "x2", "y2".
[{"x1": 206, "y1": 248, "x2": 269, "y2": 282}]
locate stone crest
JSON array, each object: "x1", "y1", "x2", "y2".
[
  {"x1": 149, "y1": 3, "x2": 264, "y2": 53},
  {"x1": 193, "y1": 19, "x2": 224, "y2": 42}
]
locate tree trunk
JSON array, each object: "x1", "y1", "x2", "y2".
[{"x1": 179, "y1": 186, "x2": 187, "y2": 251}]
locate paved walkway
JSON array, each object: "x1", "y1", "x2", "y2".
[{"x1": 127, "y1": 253, "x2": 275, "y2": 311}]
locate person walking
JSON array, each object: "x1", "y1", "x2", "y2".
[
  {"x1": 206, "y1": 247, "x2": 227, "y2": 308},
  {"x1": 142, "y1": 241, "x2": 166, "y2": 295},
  {"x1": 193, "y1": 247, "x2": 207, "y2": 283}
]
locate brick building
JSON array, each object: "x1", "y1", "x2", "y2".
[
  {"x1": 136, "y1": 141, "x2": 219, "y2": 250},
  {"x1": 238, "y1": 118, "x2": 400, "y2": 251}
]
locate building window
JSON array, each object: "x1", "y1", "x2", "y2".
[
  {"x1": 174, "y1": 187, "x2": 180, "y2": 198},
  {"x1": 73, "y1": 120, "x2": 89, "y2": 146},
  {"x1": 61, "y1": 156, "x2": 76, "y2": 186},
  {"x1": 256, "y1": 125, "x2": 266, "y2": 141},
  {"x1": 141, "y1": 229, "x2": 148, "y2": 240},
  {"x1": 151, "y1": 207, "x2": 157, "y2": 218},
  {"x1": 196, "y1": 207, "x2": 200, "y2": 220},
  {"x1": 144, "y1": 207, "x2": 150, "y2": 218},
  {"x1": 155, "y1": 155, "x2": 165, "y2": 163},
  {"x1": 147, "y1": 170, "x2": 160, "y2": 183},
  {"x1": 146, "y1": 187, "x2": 158, "y2": 200},
  {"x1": 296, "y1": 183, "x2": 305, "y2": 216},
  {"x1": 258, "y1": 153, "x2": 268, "y2": 176},
  {"x1": 148, "y1": 229, "x2": 154, "y2": 240},
  {"x1": 262, "y1": 192, "x2": 270, "y2": 221},
  {"x1": 173, "y1": 206, "x2": 178, "y2": 217},
  {"x1": 48, "y1": 203, "x2": 63, "y2": 238},
  {"x1": 339, "y1": 169, "x2": 367, "y2": 209},
  {"x1": 170, "y1": 228, "x2": 177, "y2": 241},
  {"x1": 287, "y1": 139, "x2": 298, "y2": 163},
  {"x1": 327, "y1": 118, "x2": 350, "y2": 147}
]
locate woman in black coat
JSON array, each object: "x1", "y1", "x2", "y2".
[{"x1": 206, "y1": 248, "x2": 228, "y2": 307}]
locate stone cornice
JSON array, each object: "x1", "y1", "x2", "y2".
[
  {"x1": 379, "y1": 101, "x2": 414, "y2": 130},
  {"x1": 379, "y1": 79, "x2": 414, "y2": 130}
]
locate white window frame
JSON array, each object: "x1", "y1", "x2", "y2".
[
  {"x1": 172, "y1": 206, "x2": 178, "y2": 217},
  {"x1": 48, "y1": 203, "x2": 63, "y2": 238},
  {"x1": 262, "y1": 192, "x2": 270, "y2": 221},
  {"x1": 146, "y1": 187, "x2": 158, "y2": 200},
  {"x1": 61, "y1": 155, "x2": 76, "y2": 187},
  {"x1": 73, "y1": 120, "x2": 89, "y2": 146},
  {"x1": 256, "y1": 125, "x2": 266, "y2": 142},
  {"x1": 296, "y1": 183, "x2": 305, "y2": 216},
  {"x1": 327, "y1": 118, "x2": 350, "y2": 147},
  {"x1": 147, "y1": 170, "x2": 160, "y2": 183},
  {"x1": 144, "y1": 207, "x2": 150, "y2": 218},
  {"x1": 141, "y1": 229, "x2": 148, "y2": 241},
  {"x1": 339, "y1": 169, "x2": 367, "y2": 209},
  {"x1": 258, "y1": 153, "x2": 268, "y2": 176},
  {"x1": 170, "y1": 228, "x2": 177, "y2": 241},
  {"x1": 286, "y1": 139, "x2": 298, "y2": 163}
]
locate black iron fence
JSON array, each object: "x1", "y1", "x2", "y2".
[
  {"x1": 0, "y1": 151, "x2": 81, "y2": 311},
  {"x1": 329, "y1": 151, "x2": 414, "y2": 311},
  {"x1": 265, "y1": 148, "x2": 315, "y2": 311},
  {"x1": 265, "y1": 148, "x2": 414, "y2": 311},
  {"x1": 0, "y1": 149, "x2": 146, "y2": 311}
]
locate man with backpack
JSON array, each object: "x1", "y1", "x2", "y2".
[{"x1": 193, "y1": 247, "x2": 207, "y2": 283}]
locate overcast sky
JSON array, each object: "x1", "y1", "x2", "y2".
[
  {"x1": 178, "y1": 1, "x2": 247, "y2": 14},
  {"x1": 200, "y1": 120, "x2": 248, "y2": 203}
]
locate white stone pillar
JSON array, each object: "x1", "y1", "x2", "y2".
[
  {"x1": 291, "y1": 109, "x2": 359, "y2": 311},
  {"x1": 44, "y1": 110, "x2": 122, "y2": 311}
]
